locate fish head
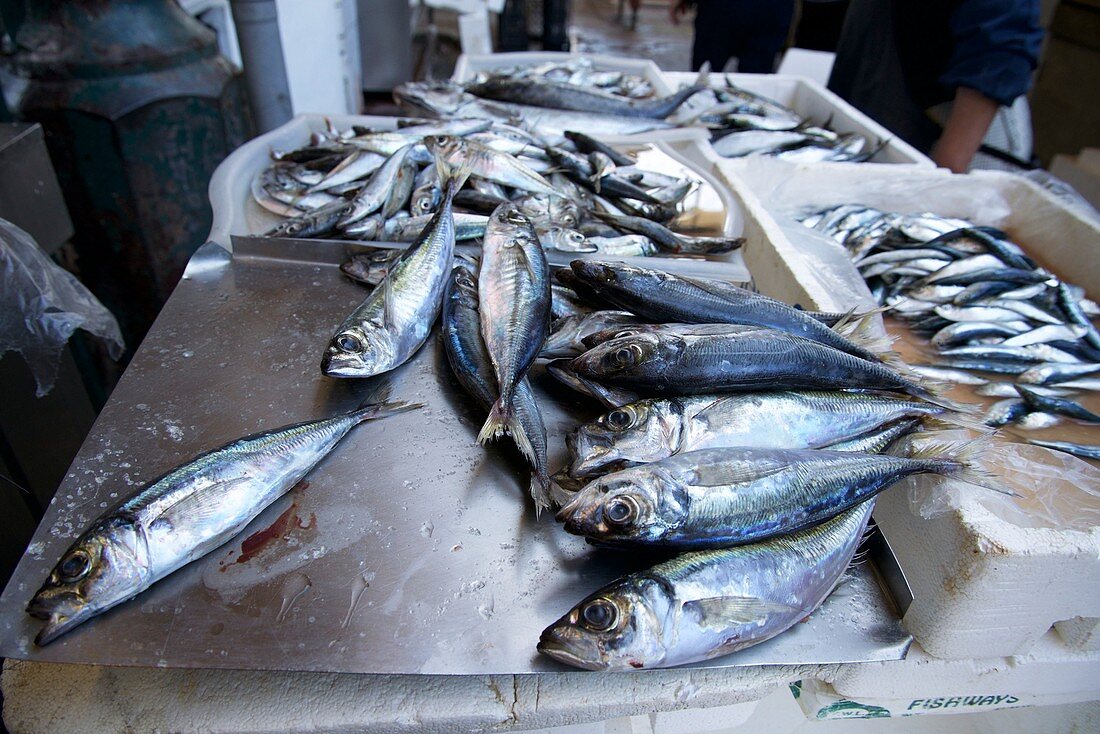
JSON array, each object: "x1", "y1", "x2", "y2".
[
  {"x1": 538, "y1": 577, "x2": 671, "y2": 670},
  {"x1": 569, "y1": 401, "x2": 682, "y2": 476},
  {"x1": 572, "y1": 333, "x2": 662, "y2": 381},
  {"x1": 322, "y1": 325, "x2": 394, "y2": 377},
  {"x1": 540, "y1": 227, "x2": 592, "y2": 253},
  {"x1": 556, "y1": 468, "x2": 685, "y2": 544},
  {"x1": 580, "y1": 324, "x2": 657, "y2": 351},
  {"x1": 423, "y1": 135, "x2": 465, "y2": 166},
  {"x1": 27, "y1": 516, "x2": 149, "y2": 645},
  {"x1": 393, "y1": 82, "x2": 467, "y2": 116},
  {"x1": 547, "y1": 197, "x2": 580, "y2": 229}
]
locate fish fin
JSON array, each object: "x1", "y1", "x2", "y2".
[
  {"x1": 434, "y1": 148, "x2": 473, "y2": 201},
  {"x1": 689, "y1": 458, "x2": 791, "y2": 487},
  {"x1": 529, "y1": 472, "x2": 553, "y2": 519},
  {"x1": 152, "y1": 475, "x2": 257, "y2": 527},
  {"x1": 477, "y1": 395, "x2": 533, "y2": 458},
  {"x1": 907, "y1": 434, "x2": 1017, "y2": 497},
  {"x1": 683, "y1": 596, "x2": 801, "y2": 628},
  {"x1": 693, "y1": 61, "x2": 711, "y2": 88},
  {"x1": 831, "y1": 306, "x2": 888, "y2": 336},
  {"x1": 919, "y1": 409, "x2": 995, "y2": 436},
  {"x1": 835, "y1": 310, "x2": 897, "y2": 359}
]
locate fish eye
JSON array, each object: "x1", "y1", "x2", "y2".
[
  {"x1": 609, "y1": 344, "x2": 642, "y2": 368},
  {"x1": 604, "y1": 408, "x2": 634, "y2": 431},
  {"x1": 569, "y1": 231, "x2": 585, "y2": 243},
  {"x1": 456, "y1": 272, "x2": 476, "y2": 289},
  {"x1": 335, "y1": 333, "x2": 363, "y2": 353},
  {"x1": 561, "y1": 214, "x2": 576, "y2": 226},
  {"x1": 58, "y1": 550, "x2": 91, "y2": 582},
  {"x1": 604, "y1": 496, "x2": 638, "y2": 527},
  {"x1": 581, "y1": 598, "x2": 619, "y2": 632}
]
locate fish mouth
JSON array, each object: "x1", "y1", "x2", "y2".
[
  {"x1": 26, "y1": 594, "x2": 96, "y2": 646},
  {"x1": 537, "y1": 630, "x2": 607, "y2": 671},
  {"x1": 554, "y1": 492, "x2": 585, "y2": 524},
  {"x1": 321, "y1": 351, "x2": 372, "y2": 378}
]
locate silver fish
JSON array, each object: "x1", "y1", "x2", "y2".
[
  {"x1": 567, "y1": 391, "x2": 959, "y2": 477},
  {"x1": 543, "y1": 311, "x2": 638, "y2": 359},
  {"x1": 442, "y1": 266, "x2": 551, "y2": 512},
  {"x1": 557, "y1": 441, "x2": 986, "y2": 549},
  {"x1": 477, "y1": 203, "x2": 552, "y2": 460},
  {"x1": 429, "y1": 135, "x2": 557, "y2": 196},
  {"x1": 337, "y1": 145, "x2": 414, "y2": 227},
  {"x1": 322, "y1": 162, "x2": 464, "y2": 377},
  {"x1": 537, "y1": 501, "x2": 874, "y2": 670},
  {"x1": 27, "y1": 398, "x2": 420, "y2": 645}
]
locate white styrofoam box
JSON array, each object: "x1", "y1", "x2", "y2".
[
  {"x1": 207, "y1": 115, "x2": 753, "y2": 281},
  {"x1": 719, "y1": 159, "x2": 1100, "y2": 660},
  {"x1": 799, "y1": 632, "x2": 1100, "y2": 719},
  {"x1": 452, "y1": 52, "x2": 674, "y2": 95},
  {"x1": 662, "y1": 71, "x2": 933, "y2": 166}
]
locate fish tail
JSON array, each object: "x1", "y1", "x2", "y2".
[
  {"x1": 529, "y1": 471, "x2": 553, "y2": 519},
  {"x1": 435, "y1": 150, "x2": 472, "y2": 201},
  {"x1": 920, "y1": 410, "x2": 994, "y2": 435},
  {"x1": 908, "y1": 434, "x2": 1016, "y2": 497},
  {"x1": 836, "y1": 309, "x2": 897, "y2": 359},
  {"x1": 477, "y1": 394, "x2": 525, "y2": 447}
]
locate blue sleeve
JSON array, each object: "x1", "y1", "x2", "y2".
[{"x1": 940, "y1": 0, "x2": 1043, "y2": 106}]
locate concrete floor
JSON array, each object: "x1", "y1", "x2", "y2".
[{"x1": 569, "y1": 0, "x2": 694, "y2": 71}]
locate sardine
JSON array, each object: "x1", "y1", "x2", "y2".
[
  {"x1": 442, "y1": 266, "x2": 551, "y2": 512},
  {"x1": 27, "y1": 398, "x2": 420, "y2": 644},
  {"x1": 567, "y1": 391, "x2": 963, "y2": 477},
  {"x1": 537, "y1": 501, "x2": 874, "y2": 670},
  {"x1": 557, "y1": 441, "x2": 988, "y2": 549},
  {"x1": 477, "y1": 203, "x2": 552, "y2": 460},
  {"x1": 322, "y1": 160, "x2": 466, "y2": 377}
]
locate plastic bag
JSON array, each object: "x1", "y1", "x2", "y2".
[
  {"x1": 903, "y1": 432, "x2": 1100, "y2": 532},
  {"x1": 0, "y1": 219, "x2": 124, "y2": 396}
]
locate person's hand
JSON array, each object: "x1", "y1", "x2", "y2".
[
  {"x1": 668, "y1": 0, "x2": 691, "y2": 25},
  {"x1": 931, "y1": 87, "x2": 999, "y2": 173}
]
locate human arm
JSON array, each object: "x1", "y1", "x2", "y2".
[{"x1": 930, "y1": 86, "x2": 999, "y2": 172}]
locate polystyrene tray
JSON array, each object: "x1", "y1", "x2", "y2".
[
  {"x1": 662, "y1": 71, "x2": 933, "y2": 167},
  {"x1": 452, "y1": 51, "x2": 673, "y2": 95}
]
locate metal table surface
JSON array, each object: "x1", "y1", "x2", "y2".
[{"x1": 0, "y1": 237, "x2": 911, "y2": 675}]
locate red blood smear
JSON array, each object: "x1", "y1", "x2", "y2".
[{"x1": 235, "y1": 504, "x2": 297, "y2": 565}]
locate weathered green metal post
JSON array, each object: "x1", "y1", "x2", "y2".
[{"x1": 1, "y1": 0, "x2": 253, "y2": 355}]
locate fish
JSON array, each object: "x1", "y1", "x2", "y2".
[
  {"x1": 476, "y1": 203, "x2": 552, "y2": 460},
  {"x1": 1026, "y1": 439, "x2": 1100, "y2": 461},
  {"x1": 428, "y1": 135, "x2": 557, "y2": 196},
  {"x1": 564, "y1": 130, "x2": 635, "y2": 166},
  {"x1": 340, "y1": 248, "x2": 403, "y2": 288},
  {"x1": 567, "y1": 391, "x2": 968, "y2": 477},
  {"x1": 537, "y1": 501, "x2": 875, "y2": 670},
  {"x1": 442, "y1": 266, "x2": 551, "y2": 512},
  {"x1": 570, "y1": 328, "x2": 936, "y2": 401},
  {"x1": 337, "y1": 145, "x2": 415, "y2": 227},
  {"x1": 590, "y1": 212, "x2": 743, "y2": 255},
  {"x1": 27, "y1": 397, "x2": 421, "y2": 645},
  {"x1": 556, "y1": 440, "x2": 991, "y2": 549},
  {"x1": 321, "y1": 158, "x2": 466, "y2": 377},
  {"x1": 466, "y1": 78, "x2": 706, "y2": 119},
  {"x1": 568, "y1": 261, "x2": 887, "y2": 363},
  {"x1": 545, "y1": 358, "x2": 639, "y2": 409},
  {"x1": 543, "y1": 311, "x2": 639, "y2": 358},
  {"x1": 1014, "y1": 385, "x2": 1100, "y2": 424}
]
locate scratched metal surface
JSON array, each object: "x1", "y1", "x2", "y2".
[{"x1": 0, "y1": 238, "x2": 911, "y2": 674}]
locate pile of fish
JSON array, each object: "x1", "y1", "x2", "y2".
[
  {"x1": 398, "y1": 64, "x2": 882, "y2": 163},
  {"x1": 465, "y1": 57, "x2": 655, "y2": 99},
  {"x1": 534, "y1": 259, "x2": 999, "y2": 670},
  {"x1": 803, "y1": 205, "x2": 1100, "y2": 460},
  {"x1": 670, "y1": 74, "x2": 884, "y2": 163},
  {"x1": 255, "y1": 119, "x2": 742, "y2": 260}
]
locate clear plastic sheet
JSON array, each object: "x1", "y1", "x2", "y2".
[
  {"x1": 778, "y1": 222, "x2": 879, "y2": 311},
  {"x1": 0, "y1": 219, "x2": 124, "y2": 396},
  {"x1": 902, "y1": 432, "x2": 1100, "y2": 532}
]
